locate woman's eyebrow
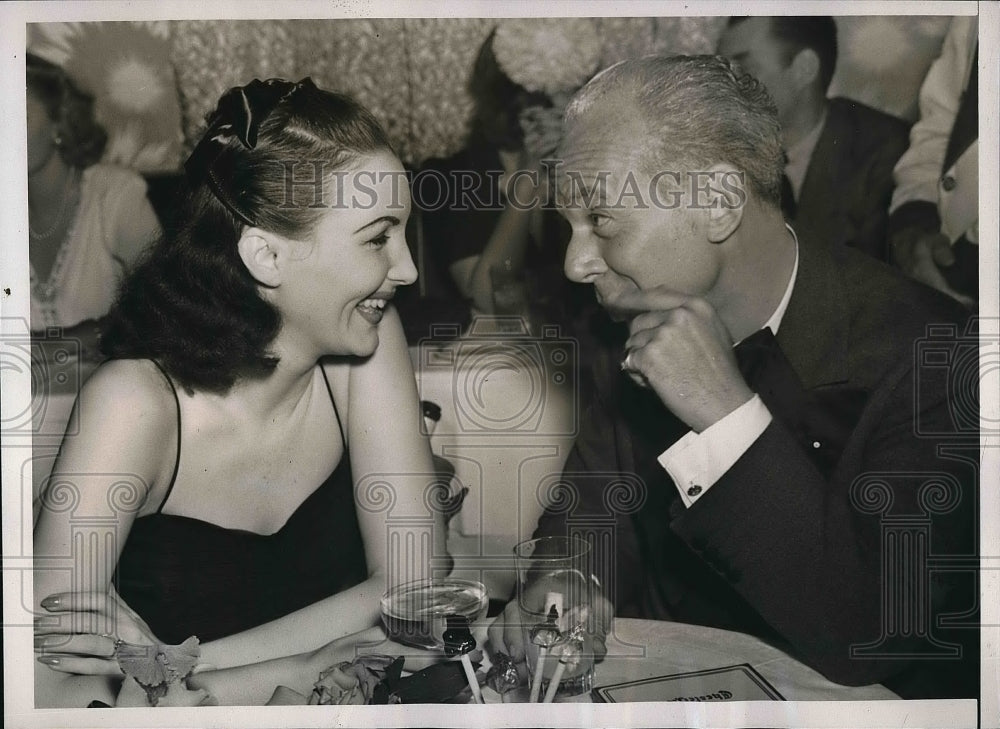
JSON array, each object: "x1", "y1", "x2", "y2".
[{"x1": 353, "y1": 215, "x2": 400, "y2": 234}]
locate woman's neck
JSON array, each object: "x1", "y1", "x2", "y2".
[
  {"x1": 28, "y1": 154, "x2": 75, "y2": 216},
  {"x1": 225, "y1": 359, "x2": 321, "y2": 425}
]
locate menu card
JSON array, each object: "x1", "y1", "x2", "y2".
[{"x1": 593, "y1": 664, "x2": 785, "y2": 703}]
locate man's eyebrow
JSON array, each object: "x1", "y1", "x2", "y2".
[
  {"x1": 557, "y1": 175, "x2": 611, "y2": 206},
  {"x1": 353, "y1": 215, "x2": 400, "y2": 234}
]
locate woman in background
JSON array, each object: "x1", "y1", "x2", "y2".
[
  {"x1": 420, "y1": 28, "x2": 573, "y2": 319},
  {"x1": 27, "y1": 53, "x2": 161, "y2": 357},
  {"x1": 33, "y1": 77, "x2": 444, "y2": 707}
]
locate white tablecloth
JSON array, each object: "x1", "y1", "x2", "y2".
[{"x1": 482, "y1": 618, "x2": 899, "y2": 703}]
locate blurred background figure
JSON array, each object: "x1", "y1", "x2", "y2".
[
  {"x1": 888, "y1": 16, "x2": 978, "y2": 309},
  {"x1": 27, "y1": 53, "x2": 161, "y2": 359},
  {"x1": 717, "y1": 16, "x2": 910, "y2": 260},
  {"x1": 419, "y1": 19, "x2": 601, "y2": 324}
]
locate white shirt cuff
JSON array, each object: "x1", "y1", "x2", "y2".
[{"x1": 657, "y1": 395, "x2": 773, "y2": 508}]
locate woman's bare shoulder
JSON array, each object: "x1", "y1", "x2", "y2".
[
  {"x1": 83, "y1": 358, "x2": 175, "y2": 400},
  {"x1": 75, "y1": 359, "x2": 179, "y2": 438},
  {"x1": 47, "y1": 360, "x2": 181, "y2": 513}
]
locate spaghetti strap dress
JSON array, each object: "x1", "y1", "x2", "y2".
[{"x1": 114, "y1": 362, "x2": 368, "y2": 645}]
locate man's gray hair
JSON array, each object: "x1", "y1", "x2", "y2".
[{"x1": 565, "y1": 55, "x2": 784, "y2": 207}]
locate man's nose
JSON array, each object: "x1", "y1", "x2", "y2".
[{"x1": 564, "y1": 230, "x2": 607, "y2": 283}]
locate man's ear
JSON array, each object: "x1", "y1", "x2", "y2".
[
  {"x1": 703, "y1": 163, "x2": 745, "y2": 243},
  {"x1": 237, "y1": 228, "x2": 284, "y2": 288},
  {"x1": 789, "y1": 47, "x2": 821, "y2": 90}
]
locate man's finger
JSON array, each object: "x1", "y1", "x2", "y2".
[
  {"x1": 613, "y1": 286, "x2": 695, "y2": 318},
  {"x1": 912, "y1": 259, "x2": 954, "y2": 294},
  {"x1": 487, "y1": 601, "x2": 527, "y2": 663},
  {"x1": 626, "y1": 311, "x2": 672, "y2": 340},
  {"x1": 929, "y1": 234, "x2": 956, "y2": 268},
  {"x1": 487, "y1": 617, "x2": 506, "y2": 658}
]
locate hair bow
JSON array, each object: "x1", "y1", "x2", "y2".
[
  {"x1": 213, "y1": 77, "x2": 312, "y2": 149},
  {"x1": 184, "y1": 77, "x2": 316, "y2": 225}
]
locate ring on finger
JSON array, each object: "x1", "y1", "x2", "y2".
[
  {"x1": 620, "y1": 350, "x2": 635, "y2": 372},
  {"x1": 100, "y1": 634, "x2": 125, "y2": 658}
]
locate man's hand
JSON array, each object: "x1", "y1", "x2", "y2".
[
  {"x1": 889, "y1": 227, "x2": 976, "y2": 308},
  {"x1": 487, "y1": 590, "x2": 612, "y2": 674},
  {"x1": 615, "y1": 288, "x2": 755, "y2": 433}
]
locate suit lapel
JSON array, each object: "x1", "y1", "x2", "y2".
[
  {"x1": 796, "y1": 101, "x2": 860, "y2": 247},
  {"x1": 776, "y1": 231, "x2": 850, "y2": 388},
  {"x1": 795, "y1": 109, "x2": 838, "y2": 233}
]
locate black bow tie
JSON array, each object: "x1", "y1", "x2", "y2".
[{"x1": 735, "y1": 327, "x2": 781, "y2": 389}]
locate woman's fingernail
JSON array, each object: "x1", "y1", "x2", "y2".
[
  {"x1": 41, "y1": 596, "x2": 62, "y2": 609},
  {"x1": 34, "y1": 635, "x2": 56, "y2": 649},
  {"x1": 37, "y1": 655, "x2": 60, "y2": 666}
]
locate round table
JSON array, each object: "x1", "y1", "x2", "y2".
[{"x1": 481, "y1": 618, "x2": 899, "y2": 703}]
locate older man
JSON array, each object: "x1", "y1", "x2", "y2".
[
  {"x1": 491, "y1": 55, "x2": 977, "y2": 700},
  {"x1": 717, "y1": 17, "x2": 911, "y2": 260}
]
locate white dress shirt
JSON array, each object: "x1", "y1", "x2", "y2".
[{"x1": 658, "y1": 229, "x2": 800, "y2": 508}]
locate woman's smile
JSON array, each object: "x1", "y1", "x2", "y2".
[{"x1": 355, "y1": 292, "x2": 392, "y2": 325}]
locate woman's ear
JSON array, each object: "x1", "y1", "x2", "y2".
[{"x1": 237, "y1": 229, "x2": 284, "y2": 288}]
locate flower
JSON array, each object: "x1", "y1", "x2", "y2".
[
  {"x1": 309, "y1": 654, "x2": 403, "y2": 705},
  {"x1": 27, "y1": 21, "x2": 184, "y2": 172},
  {"x1": 106, "y1": 57, "x2": 166, "y2": 113},
  {"x1": 492, "y1": 18, "x2": 603, "y2": 97}
]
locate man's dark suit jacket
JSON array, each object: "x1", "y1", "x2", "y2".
[
  {"x1": 791, "y1": 98, "x2": 910, "y2": 260},
  {"x1": 534, "y1": 236, "x2": 979, "y2": 699}
]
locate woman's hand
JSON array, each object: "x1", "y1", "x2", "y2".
[
  {"x1": 35, "y1": 586, "x2": 159, "y2": 675},
  {"x1": 116, "y1": 676, "x2": 218, "y2": 707}
]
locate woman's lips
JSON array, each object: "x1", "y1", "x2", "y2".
[{"x1": 356, "y1": 296, "x2": 389, "y2": 325}]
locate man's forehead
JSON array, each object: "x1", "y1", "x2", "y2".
[{"x1": 558, "y1": 98, "x2": 647, "y2": 166}]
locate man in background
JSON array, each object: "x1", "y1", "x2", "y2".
[
  {"x1": 717, "y1": 16, "x2": 911, "y2": 260},
  {"x1": 888, "y1": 16, "x2": 978, "y2": 309}
]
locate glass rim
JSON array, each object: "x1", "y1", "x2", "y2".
[
  {"x1": 379, "y1": 576, "x2": 488, "y2": 605},
  {"x1": 512, "y1": 535, "x2": 590, "y2": 561}
]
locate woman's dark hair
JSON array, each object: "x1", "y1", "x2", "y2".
[
  {"x1": 26, "y1": 53, "x2": 107, "y2": 168},
  {"x1": 467, "y1": 29, "x2": 551, "y2": 150},
  {"x1": 101, "y1": 80, "x2": 394, "y2": 393}
]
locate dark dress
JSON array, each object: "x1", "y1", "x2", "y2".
[{"x1": 114, "y1": 364, "x2": 368, "y2": 645}]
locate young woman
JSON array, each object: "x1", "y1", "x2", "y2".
[
  {"x1": 27, "y1": 53, "x2": 161, "y2": 356},
  {"x1": 32, "y1": 77, "x2": 446, "y2": 707}
]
